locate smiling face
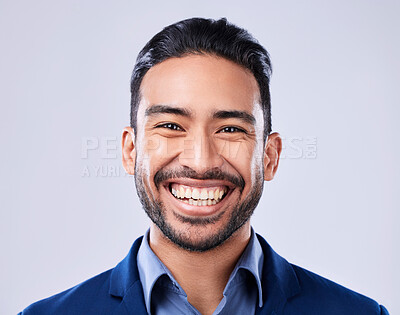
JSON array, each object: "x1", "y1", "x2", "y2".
[{"x1": 122, "y1": 54, "x2": 281, "y2": 252}]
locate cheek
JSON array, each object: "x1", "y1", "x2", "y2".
[
  {"x1": 218, "y1": 140, "x2": 255, "y2": 171},
  {"x1": 218, "y1": 140, "x2": 264, "y2": 188},
  {"x1": 143, "y1": 137, "x2": 168, "y2": 156},
  {"x1": 140, "y1": 136, "x2": 182, "y2": 174},
  {"x1": 249, "y1": 152, "x2": 264, "y2": 183}
]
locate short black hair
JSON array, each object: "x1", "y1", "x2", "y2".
[{"x1": 130, "y1": 17, "x2": 272, "y2": 140}]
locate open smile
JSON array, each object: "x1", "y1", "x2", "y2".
[
  {"x1": 162, "y1": 179, "x2": 235, "y2": 217},
  {"x1": 170, "y1": 183, "x2": 228, "y2": 206}
]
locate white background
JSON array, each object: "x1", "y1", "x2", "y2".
[{"x1": 1, "y1": 0, "x2": 398, "y2": 314}]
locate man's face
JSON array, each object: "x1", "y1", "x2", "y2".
[{"x1": 122, "y1": 55, "x2": 280, "y2": 252}]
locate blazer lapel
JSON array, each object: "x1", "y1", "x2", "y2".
[
  {"x1": 255, "y1": 234, "x2": 301, "y2": 315},
  {"x1": 109, "y1": 236, "x2": 148, "y2": 314},
  {"x1": 112, "y1": 280, "x2": 148, "y2": 315},
  {"x1": 108, "y1": 234, "x2": 301, "y2": 315}
]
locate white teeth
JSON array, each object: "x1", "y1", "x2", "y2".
[
  {"x1": 192, "y1": 189, "x2": 200, "y2": 199},
  {"x1": 173, "y1": 196, "x2": 223, "y2": 206},
  {"x1": 200, "y1": 189, "x2": 208, "y2": 200},
  {"x1": 170, "y1": 184, "x2": 227, "y2": 205}
]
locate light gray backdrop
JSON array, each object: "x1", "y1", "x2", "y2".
[{"x1": 1, "y1": 0, "x2": 398, "y2": 314}]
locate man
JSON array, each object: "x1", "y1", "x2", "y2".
[{"x1": 20, "y1": 17, "x2": 388, "y2": 315}]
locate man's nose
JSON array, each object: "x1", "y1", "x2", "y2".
[{"x1": 178, "y1": 135, "x2": 224, "y2": 174}]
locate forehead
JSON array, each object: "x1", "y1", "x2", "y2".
[{"x1": 138, "y1": 54, "x2": 261, "y2": 117}]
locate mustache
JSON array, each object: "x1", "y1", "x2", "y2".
[{"x1": 154, "y1": 166, "x2": 245, "y2": 191}]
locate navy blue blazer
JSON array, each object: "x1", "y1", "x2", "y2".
[{"x1": 20, "y1": 234, "x2": 389, "y2": 314}]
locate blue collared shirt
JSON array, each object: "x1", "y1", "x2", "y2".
[{"x1": 137, "y1": 227, "x2": 264, "y2": 315}]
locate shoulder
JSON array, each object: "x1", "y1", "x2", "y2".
[
  {"x1": 254, "y1": 233, "x2": 388, "y2": 314},
  {"x1": 19, "y1": 236, "x2": 146, "y2": 314},
  {"x1": 19, "y1": 268, "x2": 122, "y2": 315},
  {"x1": 285, "y1": 264, "x2": 389, "y2": 314}
]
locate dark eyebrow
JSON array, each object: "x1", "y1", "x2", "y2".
[
  {"x1": 145, "y1": 105, "x2": 192, "y2": 118},
  {"x1": 212, "y1": 110, "x2": 256, "y2": 125}
]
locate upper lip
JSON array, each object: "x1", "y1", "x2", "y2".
[{"x1": 163, "y1": 178, "x2": 236, "y2": 190}]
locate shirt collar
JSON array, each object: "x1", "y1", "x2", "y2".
[
  {"x1": 223, "y1": 227, "x2": 264, "y2": 307},
  {"x1": 109, "y1": 233, "x2": 301, "y2": 314},
  {"x1": 137, "y1": 229, "x2": 177, "y2": 314},
  {"x1": 137, "y1": 227, "x2": 264, "y2": 312}
]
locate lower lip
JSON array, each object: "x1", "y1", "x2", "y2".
[{"x1": 163, "y1": 185, "x2": 233, "y2": 217}]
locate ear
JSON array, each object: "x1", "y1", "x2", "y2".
[
  {"x1": 263, "y1": 132, "x2": 282, "y2": 181},
  {"x1": 121, "y1": 127, "x2": 136, "y2": 175}
]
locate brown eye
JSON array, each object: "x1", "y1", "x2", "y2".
[
  {"x1": 157, "y1": 123, "x2": 184, "y2": 131},
  {"x1": 219, "y1": 126, "x2": 245, "y2": 133}
]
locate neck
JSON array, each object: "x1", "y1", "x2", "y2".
[{"x1": 148, "y1": 222, "x2": 251, "y2": 315}]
